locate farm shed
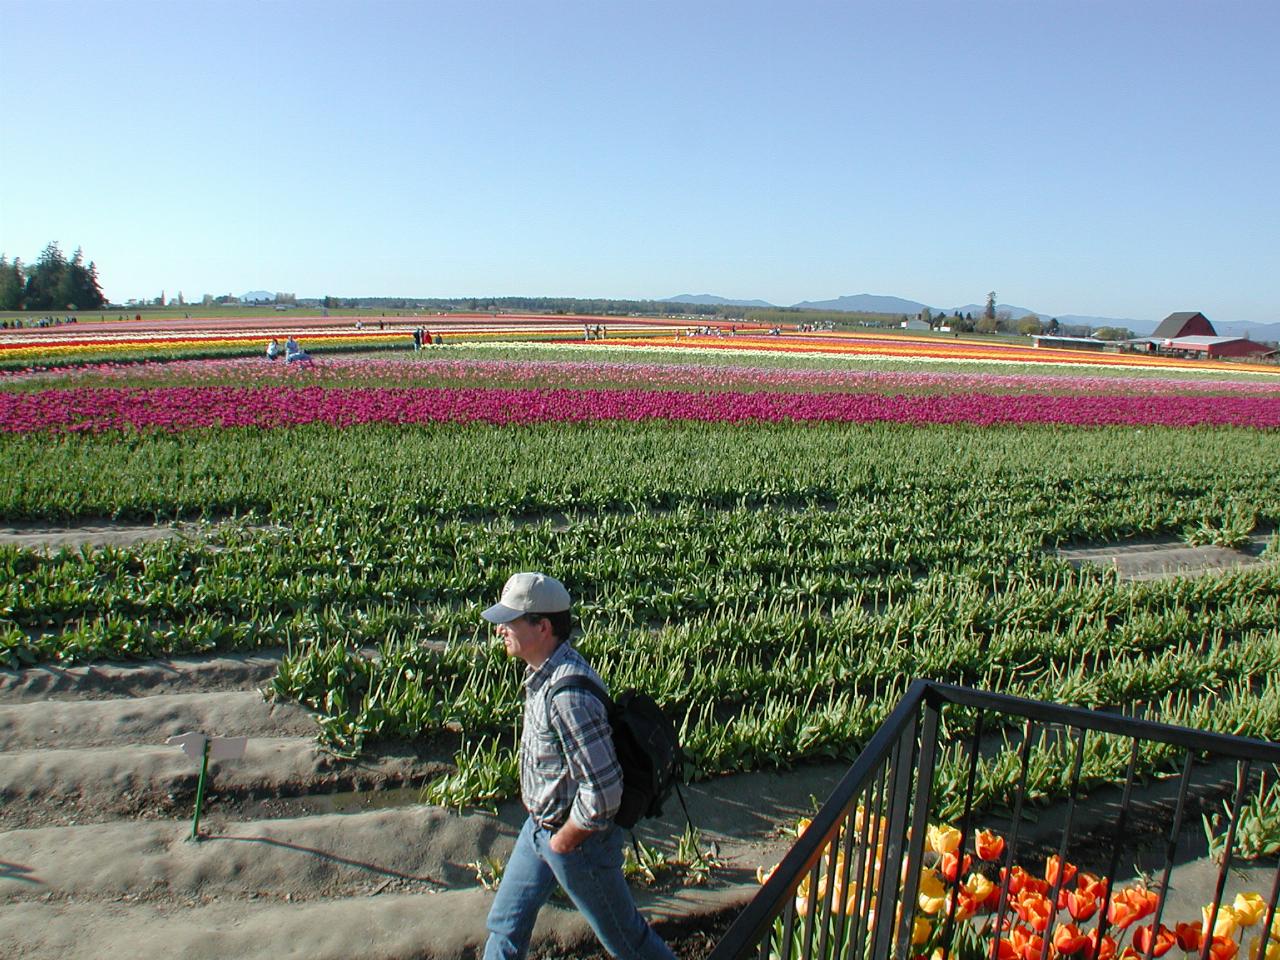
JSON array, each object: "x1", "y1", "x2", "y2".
[
  {"x1": 1162, "y1": 336, "x2": 1275, "y2": 358},
  {"x1": 1031, "y1": 335, "x2": 1110, "y2": 351},
  {"x1": 1151, "y1": 311, "x2": 1216, "y2": 338}
]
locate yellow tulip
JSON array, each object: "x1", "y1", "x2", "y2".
[
  {"x1": 1234, "y1": 893, "x2": 1267, "y2": 927},
  {"x1": 918, "y1": 870, "x2": 947, "y2": 915},
  {"x1": 1204, "y1": 904, "x2": 1243, "y2": 941},
  {"x1": 795, "y1": 874, "x2": 813, "y2": 917},
  {"x1": 1250, "y1": 933, "x2": 1280, "y2": 960},
  {"x1": 927, "y1": 824, "x2": 962, "y2": 856},
  {"x1": 912, "y1": 918, "x2": 933, "y2": 946},
  {"x1": 964, "y1": 872, "x2": 995, "y2": 903}
]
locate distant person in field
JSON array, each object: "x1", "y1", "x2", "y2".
[
  {"x1": 266, "y1": 338, "x2": 280, "y2": 361},
  {"x1": 284, "y1": 336, "x2": 311, "y2": 364},
  {"x1": 479, "y1": 573, "x2": 675, "y2": 960},
  {"x1": 412, "y1": 327, "x2": 422, "y2": 350}
]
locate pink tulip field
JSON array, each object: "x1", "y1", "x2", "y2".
[{"x1": 2, "y1": 383, "x2": 1279, "y2": 433}]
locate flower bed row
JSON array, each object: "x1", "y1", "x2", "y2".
[
  {"x1": 3, "y1": 385, "x2": 1278, "y2": 433},
  {"x1": 615, "y1": 334, "x2": 1280, "y2": 375},
  {"x1": 4, "y1": 355, "x2": 1278, "y2": 395}
]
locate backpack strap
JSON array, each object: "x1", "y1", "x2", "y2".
[{"x1": 544, "y1": 674, "x2": 613, "y2": 729}]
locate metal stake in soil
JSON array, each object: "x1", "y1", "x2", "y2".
[
  {"x1": 190, "y1": 739, "x2": 211, "y2": 841},
  {"x1": 166, "y1": 732, "x2": 248, "y2": 842}
]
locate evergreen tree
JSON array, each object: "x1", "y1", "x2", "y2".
[
  {"x1": 23, "y1": 243, "x2": 67, "y2": 309},
  {"x1": 20, "y1": 242, "x2": 105, "y2": 309},
  {"x1": 0, "y1": 256, "x2": 24, "y2": 310}
]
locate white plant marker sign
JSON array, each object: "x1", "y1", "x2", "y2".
[{"x1": 166, "y1": 732, "x2": 248, "y2": 840}]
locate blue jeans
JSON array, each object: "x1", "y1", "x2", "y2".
[{"x1": 483, "y1": 816, "x2": 675, "y2": 960}]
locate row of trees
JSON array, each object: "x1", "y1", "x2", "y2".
[{"x1": 0, "y1": 243, "x2": 106, "y2": 311}]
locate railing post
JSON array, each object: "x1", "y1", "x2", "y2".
[
  {"x1": 870, "y1": 700, "x2": 923, "y2": 960},
  {"x1": 892, "y1": 694, "x2": 940, "y2": 960}
]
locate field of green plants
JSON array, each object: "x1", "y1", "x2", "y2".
[{"x1": 4, "y1": 407, "x2": 1278, "y2": 813}]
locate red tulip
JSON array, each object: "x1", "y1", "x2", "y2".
[{"x1": 1175, "y1": 922, "x2": 1203, "y2": 952}]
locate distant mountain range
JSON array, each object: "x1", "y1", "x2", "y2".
[
  {"x1": 665, "y1": 293, "x2": 776, "y2": 308},
  {"x1": 661, "y1": 293, "x2": 1280, "y2": 341}
]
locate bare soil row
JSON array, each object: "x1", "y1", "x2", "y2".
[{"x1": 0, "y1": 649, "x2": 837, "y2": 960}]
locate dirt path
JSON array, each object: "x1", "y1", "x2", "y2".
[
  {"x1": 1056, "y1": 532, "x2": 1273, "y2": 580},
  {"x1": 0, "y1": 649, "x2": 842, "y2": 960}
]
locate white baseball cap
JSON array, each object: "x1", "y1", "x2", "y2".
[{"x1": 481, "y1": 572, "x2": 572, "y2": 624}]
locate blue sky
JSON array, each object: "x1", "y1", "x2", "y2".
[{"x1": 2, "y1": 0, "x2": 1277, "y2": 322}]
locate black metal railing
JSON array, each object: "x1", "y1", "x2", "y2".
[{"x1": 708, "y1": 680, "x2": 1280, "y2": 960}]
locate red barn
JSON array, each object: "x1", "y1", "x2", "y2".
[{"x1": 1151, "y1": 311, "x2": 1216, "y2": 338}]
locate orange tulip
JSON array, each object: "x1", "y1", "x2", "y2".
[
  {"x1": 976, "y1": 829, "x2": 1006, "y2": 861},
  {"x1": 1004, "y1": 866, "x2": 1049, "y2": 897},
  {"x1": 992, "y1": 937, "x2": 1019, "y2": 960},
  {"x1": 1065, "y1": 889, "x2": 1099, "y2": 923},
  {"x1": 1013, "y1": 889, "x2": 1054, "y2": 933},
  {"x1": 1004, "y1": 866, "x2": 1032, "y2": 895},
  {"x1": 945, "y1": 890, "x2": 977, "y2": 921},
  {"x1": 1010, "y1": 925, "x2": 1045, "y2": 960},
  {"x1": 942, "y1": 851, "x2": 974, "y2": 883},
  {"x1": 1046, "y1": 855, "x2": 1078, "y2": 888},
  {"x1": 1207, "y1": 936, "x2": 1240, "y2": 960},
  {"x1": 1108, "y1": 887, "x2": 1159, "y2": 930},
  {"x1": 1076, "y1": 873, "x2": 1108, "y2": 901},
  {"x1": 1132, "y1": 923, "x2": 1177, "y2": 958},
  {"x1": 1086, "y1": 930, "x2": 1118, "y2": 960},
  {"x1": 1054, "y1": 922, "x2": 1092, "y2": 956}
]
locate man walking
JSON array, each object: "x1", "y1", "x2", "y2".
[{"x1": 481, "y1": 572, "x2": 675, "y2": 960}]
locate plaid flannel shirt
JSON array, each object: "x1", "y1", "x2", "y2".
[{"x1": 519, "y1": 642, "x2": 623, "y2": 832}]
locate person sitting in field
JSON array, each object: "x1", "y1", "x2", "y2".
[
  {"x1": 266, "y1": 338, "x2": 281, "y2": 361},
  {"x1": 284, "y1": 337, "x2": 312, "y2": 364}
]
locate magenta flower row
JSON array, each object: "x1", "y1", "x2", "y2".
[{"x1": 2, "y1": 386, "x2": 1278, "y2": 433}]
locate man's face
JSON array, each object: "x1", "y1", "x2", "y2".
[{"x1": 495, "y1": 614, "x2": 554, "y2": 666}]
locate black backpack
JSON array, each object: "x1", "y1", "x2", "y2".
[{"x1": 546, "y1": 675, "x2": 686, "y2": 830}]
